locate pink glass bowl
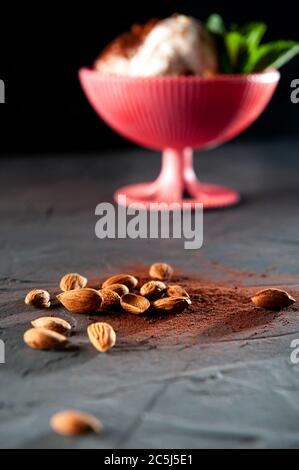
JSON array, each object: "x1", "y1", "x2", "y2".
[{"x1": 79, "y1": 69, "x2": 280, "y2": 209}]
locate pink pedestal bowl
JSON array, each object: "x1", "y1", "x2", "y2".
[{"x1": 79, "y1": 69, "x2": 280, "y2": 209}]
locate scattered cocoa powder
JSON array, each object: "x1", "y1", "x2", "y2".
[{"x1": 86, "y1": 271, "x2": 298, "y2": 346}]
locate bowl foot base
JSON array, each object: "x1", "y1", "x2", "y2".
[
  {"x1": 115, "y1": 182, "x2": 240, "y2": 210},
  {"x1": 114, "y1": 148, "x2": 240, "y2": 210}
]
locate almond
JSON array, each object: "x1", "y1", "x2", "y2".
[
  {"x1": 57, "y1": 288, "x2": 102, "y2": 314},
  {"x1": 25, "y1": 289, "x2": 51, "y2": 309},
  {"x1": 59, "y1": 273, "x2": 88, "y2": 292},
  {"x1": 24, "y1": 328, "x2": 67, "y2": 350},
  {"x1": 140, "y1": 281, "x2": 167, "y2": 300},
  {"x1": 102, "y1": 274, "x2": 138, "y2": 291},
  {"x1": 104, "y1": 283, "x2": 130, "y2": 297},
  {"x1": 252, "y1": 288, "x2": 296, "y2": 311},
  {"x1": 167, "y1": 285, "x2": 190, "y2": 299},
  {"x1": 87, "y1": 322, "x2": 116, "y2": 353},
  {"x1": 149, "y1": 263, "x2": 173, "y2": 281},
  {"x1": 153, "y1": 296, "x2": 191, "y2": 314},
  {"x1": 120, "y1": 293, "x2": 150, "y2": 315},
  {"x1": 50, "y1": 410, "x2": 103, "y2": 436},
  {"x1": 98, "y1": 289, "x2": 121, "y2": 311},
  {"x1": 31, "y1": 317, "x2": 72, "y2": 334}
]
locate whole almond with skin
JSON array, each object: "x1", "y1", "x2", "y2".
[
  {"x1": 31, "y1": 317, "x2": 72, "y2": 334},
  {"x1": 87, "y1": 322, "x2": 116, "y2": 353},
  {"x1": 60, "y1": 273, "x2": 87, "y2": 292},
  {"x1": 102, "y1": 274, "x2": 138, "y2": 291},
  {"x1": 153, "y1": 296, "x2": 192, "y2": 314},
  {"x1": 51, "y1": 410, "x2": 103, "y2": 436},
  {"x1": 140, "y1": 281, "x2": 167, "y2": 300},
  {"x1": 25, "y1": 290, "x2": 51, "y2": 309},
  {"x1": 105, "y1": 284, "x2": 130, "y2": 297},
  {"x1": 149, "y1": 263, "x2": 174, "y2": 281},
  {"x1": 167, "y1": 285, "x2": 190, "y2": 299},
  {"x1": 98, "y1": 289, "x2": 121, "y2": 311},
  {"x1": 252, "y1": 288, "x2": 296, "y2": 311},
  {"x1": 24, "y1": 328, "x2": 67, "y2": 350},
  {"x1": 121, "y1": 294, "x2": 151, "y2": 315},
  {"x1": 57, "y1": 288, "x2": 102, "y2": 314}
]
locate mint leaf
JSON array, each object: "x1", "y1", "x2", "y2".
[
  {"x1": 206, "y1": 15, "x2": 298, "y2": 74},
  {"x1": 245, "y1": 40, "x2": 299, "y2": 72},
  {"x1": 240, "y1": 22, "x2": 267, "y2": 52},
  {"x1": 206, "y1": 14, "x2": 226, "y2": 36},
  {"x1": 206, "y1": 14, "x2": 233, "y2": 73},
  {"x1": 225, "y1": 32, "x2": 247, "y2": 72}
]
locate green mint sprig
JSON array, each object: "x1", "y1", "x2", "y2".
[{"x1": 206, "y1": 14, "x2": 299, "y2": 74}]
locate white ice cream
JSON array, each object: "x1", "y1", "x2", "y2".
[
  {"x1": 129, "y1": 15, "x2": 218, "y2": 77},
  {"x1": 96, "y1": 15, "x2": 218, "y2": 77}
]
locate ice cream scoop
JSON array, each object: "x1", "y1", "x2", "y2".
[
  {"x1": 129, "y1": 15, "x2": 218, "y2": 77},
  {"x1": 95, "y1": 15, "x2": 218, "y2": 77}
]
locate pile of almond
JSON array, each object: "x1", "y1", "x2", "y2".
[
  {"x1": 23, "y1": 263, "x2": 191, "y2": 354},
  {"x1": 23, "y1": 263, "x2": 297, "y2": 355}
]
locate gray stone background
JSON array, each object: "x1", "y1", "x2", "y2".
[{"x1": 1, "y1": 140, "x2": 299, "y2": 448}]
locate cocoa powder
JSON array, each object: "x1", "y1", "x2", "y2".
[{"x1": 86, "y1": 271, "x2": 298, "y2": 346}]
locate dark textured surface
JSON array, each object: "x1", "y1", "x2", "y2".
[{"x1": 1, "y1": 139, "x2": 299, "y2": 449}]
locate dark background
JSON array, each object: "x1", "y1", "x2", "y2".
[{"x1": 0, "y1": 1, "x2": 298, "y2": 154}]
